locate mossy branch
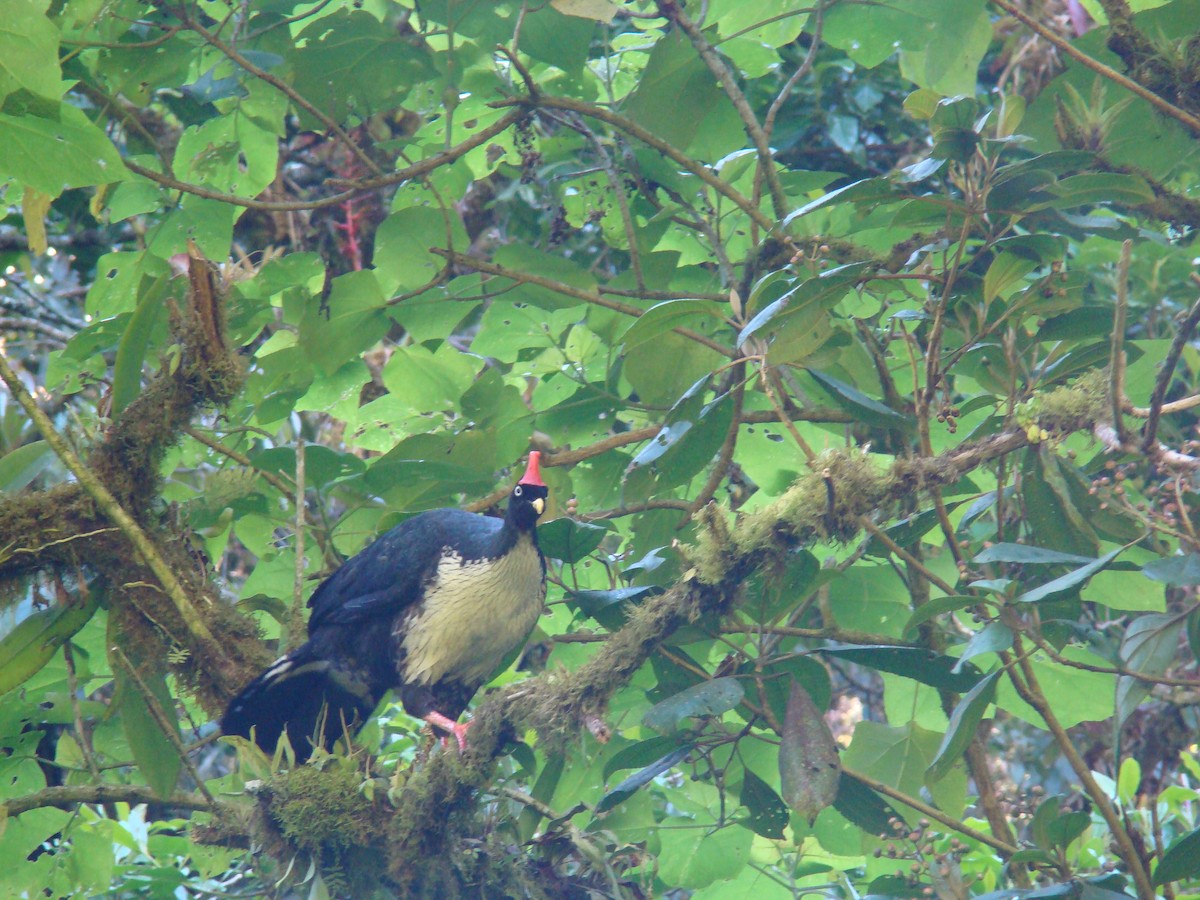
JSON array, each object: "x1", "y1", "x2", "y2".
[{"x1": 0, "y1": 328, "x2": 219, "y2": 655}]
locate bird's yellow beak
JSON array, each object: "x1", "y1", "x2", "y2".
[{"x1": 532, "y1": 497, "x2": 545, "y2": 516}]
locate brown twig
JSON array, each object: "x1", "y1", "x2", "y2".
[
  {"x1": 431, "y1": 248, "x2": 735, "y2": 357},
  {"x1": 121, "y1": 110, "x2": 522, "y2": 211},
  {"x1": 657, "y1": 0, "x2": 787, "y2": 218},
  {"x1": 1142, "y1": 289, "x2": 1200, "y2": 452}
]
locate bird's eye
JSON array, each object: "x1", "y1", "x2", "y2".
[{"x1": 514, "y1": 485, "x2": 523, "y2": 497}]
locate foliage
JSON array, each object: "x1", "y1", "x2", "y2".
[{"x1": 1, "y1": 0, "x2": 1200, "y2": 897}]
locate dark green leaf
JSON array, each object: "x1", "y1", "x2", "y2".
[
  {"x1": 833, "y1": 772, "x2": 897, "y2": 836},
  {"x1": 927, "y1": 672, "x2": 1000, "y2": 783},
  {"x1": 595, "y1": 745, "x2": 691, "y2": 813},
  {"x1": 740, "y1": 768, "x2": 789, "y2": 839},
  {"x1": 642, "y1": 677, "x2": 744, "y2": 733},
  {"x1": 1142, "y1": 554, "x2": 1200, "y2": 585},
  {"x1": 111, "y1": 275, "x2": 171, "y2": 419},
  {"x1": 618, "y1": 299, "x2": 723, "y2": 351},
  {"x1": 1016, "y1": 547, "x2": 1124, "y2": 603},
  {"x1": 1154, "y1": 826, "x2": 1200, "y2": 885},
  {"x1": 973, "y1": 543, "x2": 1096, "y2": 565},
  {"x1": 569, "y1": 584, "x2": 664, "y2": 630},
  {"x1": 537, "y1": 518, "x2": 608, "y2": 564},
  {"x1": 807, "y1": 368, "x2": 910, "y2": 430},
  {"x1": 603, "y1": 735, "x2": 688, "y2": 781},
  {"x1": 820, "y1": 645, "x2": 982, "y2": 692}
]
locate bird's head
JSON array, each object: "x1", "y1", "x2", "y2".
[{"x1": 509, "y1": 451, "x2": 548, "y2": 529}]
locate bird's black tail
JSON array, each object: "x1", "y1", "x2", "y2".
[{"x1": 221, "y1": 642, "x2": 376, "y2": 762}]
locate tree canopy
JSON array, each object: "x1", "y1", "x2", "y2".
[{"x1": 1, "y1": 0, "x2": 1200, "y2": 897}]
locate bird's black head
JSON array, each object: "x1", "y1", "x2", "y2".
[{"x1": 508, "y1": 451, "x2": 549, "y2": 530}]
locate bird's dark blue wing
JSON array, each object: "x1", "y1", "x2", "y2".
[{"x1": 306, "y1": 508, "x2": 504, "y2": 631}]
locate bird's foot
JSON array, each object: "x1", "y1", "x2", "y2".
[{"x1": 425, "y1": 711, "x2": 471, "y2": 752}]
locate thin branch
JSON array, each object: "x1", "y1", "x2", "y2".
[
  {"x1": 1110, "y1": 239, "x2": 1131, "y2": 442},
  {"x1": 431, "y1": 248, "x2": 736, "y2": 357},
  {"x1": 180, "y1": 14, "x2": 382, "y2": 176},
  {"x1": 121, "y1": 110, "x2": 523, "y2": 211},
  {"x1": 287, "y1": 435, "x2": 307, "y2": 653},
  {"x1": 111, "y1": 647, "x2": 218, "y2": 808},
  {"x1": 989, "y1": 0, "x2": 1200, "y2": 136},
  {"x1": 763, "y1": 4, "x2": 823, "y2": 141},
  {"x1": 841, "y1": 766, "x2": 1020, "y2": 856},
  {"x1": 657, "y1": 0, "x2": 787, "y2": 218},
  {"x1": 184, "y1": 426, "x2": 294, "y2": 496},
  {"x1": 3, "y1": 784, "x2": 213, "y2": 817},
  {"x1": 1142, "y1": 289, "x2": 1200, "y2": 452},
  {"x1": 1002, "y1": 639, "x2": 1154, "y2": 899},
  {"x1": 491, "y1": 95, "x2": 780, "y2": 235}
]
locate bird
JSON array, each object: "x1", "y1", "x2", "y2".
[{"x1": 221, "y1": 452, "x2": 549, "y2": 760}]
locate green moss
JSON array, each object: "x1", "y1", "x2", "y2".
[
  {"x1": 1026, "y1": 370, "x2": 1109, "y2": 433},
  {"x1": 691, "y1": 449, "x2": 889, "y2": 584},
  {"x1": 269, "y1": 765, "x2": 388, "y2": 853}
]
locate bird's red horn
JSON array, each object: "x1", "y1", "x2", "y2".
[{"x1": 520, "y1": 451, "x2": 545, "y2": 486}]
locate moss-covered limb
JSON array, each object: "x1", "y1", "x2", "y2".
[
  {"x1": 0, "y1": 245, "x2": 268, "y2": 707},
  {"x1": 3, "y1": 783, "x2": 215, "y2": 816},
  {"x1": 0, "y1": 341, "x2": 223, "y2": 654},
  {"x1": 88, "y1": 246, "x2": 244, "y2": 512}
]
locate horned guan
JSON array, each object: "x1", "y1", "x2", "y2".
[{"x1": 222, "y1": 452, "x2": 548, "y2": 759}]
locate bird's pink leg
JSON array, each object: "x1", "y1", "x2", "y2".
[{"x1": 425, "y1": 711, "x2": 471, "y2": 751}]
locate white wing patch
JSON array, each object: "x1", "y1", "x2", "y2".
[{"x1": 400, "y1": 533, "x2": 545, "y2": 686}]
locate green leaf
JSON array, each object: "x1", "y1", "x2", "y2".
[
  {"x1": 111, "y1": 276, "x2": 171, "y2": 420},
  {"x1": 657, "y1": 821, "x2": 753, "y2": 889},
  {"x1": 290, "y1": 9, "x2": 433, "y2": 127},
  {"x1": 109, "y1": 616, "x2": 181, "y2": 800},
  {"x1": 0, "y1": 104, "x2": 127, "y2": 193},
  {"x1": 1115, "y1": 613, "x2": 1185, "y2": 724},
  {"x1": 926, "y1": 671, "x2": 1000, "y2": 783},
  {"x1": 820, "y1": 645, "x2": 982, "y2": 692},
  {"x1": 739, "y1": 767, "x2": 789, "y2": 839},
  {"x1": 983, "y1": 253, "x2": 1038, "y2": 303},
  {"x1": 833, "y1": 772, "x2": 898, "y2": 836},
  {"x1": 953, "y1": 622, "x2": 1013, "y2": 672},
  {"x1": 0, "y1": 440, "x2": 53, "y2": 493},
  {"x1": 1142, "y1": 553, "x2": 1200, "y2": 585},
  {"x1": 0, "y1": 7, "x2": 64, "y2": 102},
  {"x1": 568, "y1": 585, "x2": 664, "y2": 630},
  {"x1": 596, "y1": 744, "x2": 691, "y2": 813},
  {"x1": 297, "y1": 270, "x2": 390, "y2": 375},
  {"x1": 537, "y1": 518, "x2": 608, "y2": 563},
  {"x1": 807, "y1": 368, "x2": 910, "y2": 430},
  {"x1": 617, "y1": 299, "x2": 724, "y2": 351},
  {"x1": 642, "y1": 677, "x2": 745, "y2": 733},
  {"x1": 973, "y1": 543, "x2": 1096, "y2": 565},
  {"x1": 1046, "y1": 173, "x2": 1156, "y2": 209},
  {"x1": 902, "y1": 595, "x2": 978, "y2": 639},
  {"x1": 624, "y1": 30, "x2": 735, "y2": 154},
  {"x1": 1154, "y1": 826, "x2": 1200, "y2": 886},
  {"x1": 1016, "y1": 547, "x2": 1125, "y2": 604},
  {"x1": 0, "y1": 593, "x2": 101, "y2": 694}
]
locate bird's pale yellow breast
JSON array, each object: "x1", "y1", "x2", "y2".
[{"x1": 399, "y1": 534, "x2": 545, "y2": 686}]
